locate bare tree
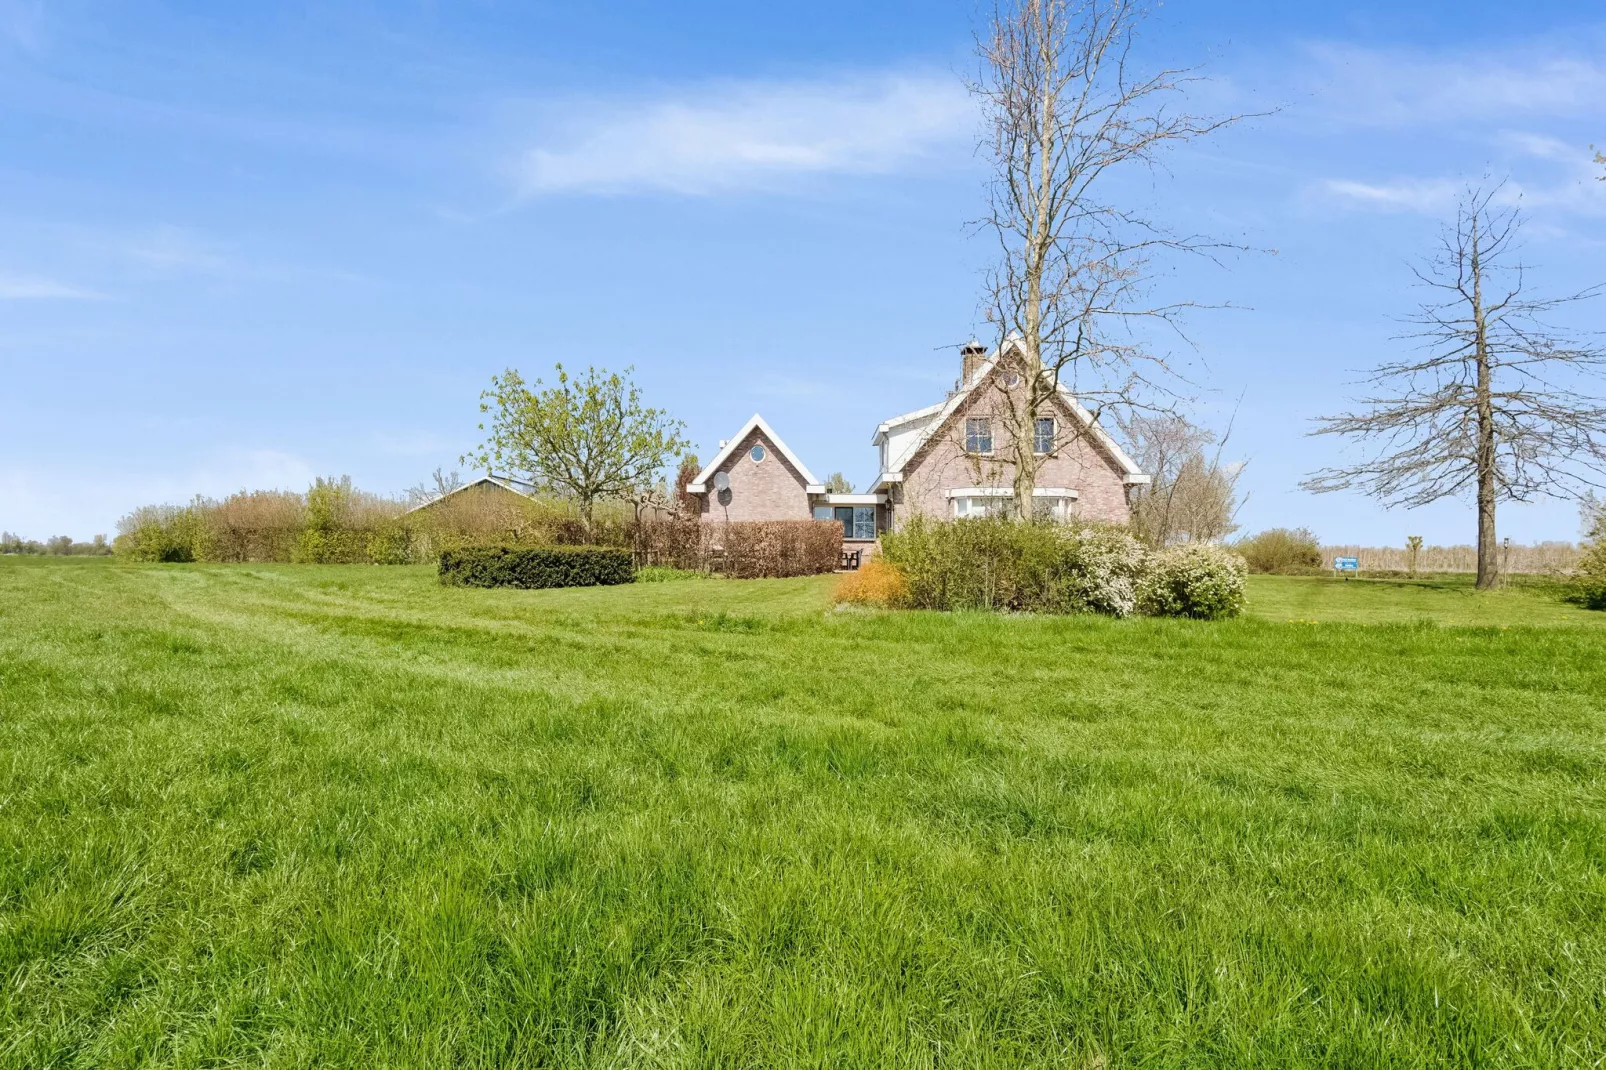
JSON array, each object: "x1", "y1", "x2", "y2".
[
  {"x1": 1122, "y1": 412, "x2": 1242, "y2": 545},
  {"x1": 972, "y1": 0, "x2": 1243, "y2": 515},
  {"x1": 673, "y1": 454, "x2": 702, "y2": 519},
  {"x1": 1303, "y1": 187, "x2": 1606, "y2": 589},
  {"x1": 405, "y1": 467, "x2": 464, "y2": 507}
]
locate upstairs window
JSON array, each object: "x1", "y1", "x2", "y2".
[
  {"x1": 750, "y1": 444, "x2": 766, "y2": 462},
  {"x1": 1034, "y1": 417, "x2": 1056, "y2": 455},
  {"x1": 965, "y1": 417, "x2": 993, "y2": 454}
]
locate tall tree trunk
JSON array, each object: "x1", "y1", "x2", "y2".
[
  {"x1": 1011, "y1": 0, "x2": 1055, "y2": 521},
  {"x1": 1471, "y1": 217, "x2": 1499, "y2": 590},
  {"x1": 579, "y1": 497, "x2": 594, "y2": 545}
]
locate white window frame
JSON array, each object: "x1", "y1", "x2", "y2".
[
  {"x1": 1034, "y1": 417, "x2": 1056, "y2": 455},
  {"x1": 749, "y1": 444, "x2": 766, "y2": 463},
  {"x1": 964, "y1": 417, "x2": 993, "y2": 455}
]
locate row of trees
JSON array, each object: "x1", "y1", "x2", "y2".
[
  {"x1": 0, "y1": 532, "x2": 112, "y2": 556},
  {"x1": 967, "y1": 0, "x2": 1604, "y2": 590}
]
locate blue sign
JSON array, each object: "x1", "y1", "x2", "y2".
[{"x1": 1334, "y1": 556, "x2": 1360, "y2": 572}]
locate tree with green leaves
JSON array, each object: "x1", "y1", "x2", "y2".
[
  {"x1": 824, "y1": 472, "x2": 855, "y2": 494},
  {"x1": 465, "y1": 365, "x2": 689, "y2": 541}
]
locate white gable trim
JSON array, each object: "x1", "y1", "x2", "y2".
[
  {"x1": 687, "y1": 413, "x2": 825, "y2": 494},
  {"x1": 400, "y1": 475, "x2": 537, "y2": 516},
  {"x1": 869, "y1": 340, "x2": 1147, "y2": 490}
]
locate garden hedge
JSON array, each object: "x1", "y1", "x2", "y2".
[{"x1": 438, "y1": 545, "x2": 634, "y2": 589}]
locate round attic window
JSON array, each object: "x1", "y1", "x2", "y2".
[{"x1": 750, "y1": 444, "x2": 767, "y2": 462}]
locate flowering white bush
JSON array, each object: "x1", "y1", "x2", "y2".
[
  {"x1": 1138, "y1": 542, "x2": 1248, "y2": 620},
  {"x1": 1053, "y1": 524, "x2": 1150, "y2": 617}
]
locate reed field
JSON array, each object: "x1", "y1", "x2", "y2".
[{"x1": 2, "y1": 558, "x2": 1603, "y2": 1067}]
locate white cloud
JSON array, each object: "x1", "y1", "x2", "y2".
[
  {"x1": 1318, "y1": 177, "x2": 1465, "y2": 214},
  {"x1": 1300, "y1": 40, "x2": 1606, "y2": 128},
  {"x1": 517, "y1": 72, "x2": 976, "y2": 196},
  {"x1": 0, "y1": 274, "x2": 102, "y2": 300},
  {"x1": 1316, "y1": 135, "x2": 1606, "y2": 219}
]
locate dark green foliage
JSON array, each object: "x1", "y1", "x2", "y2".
[
  {"x1": 438, "y1": 544, "x2": 635, "y2": 588},
  {"x1": 1235, "y1": 526, "x2": 1324, "y2": 574}
]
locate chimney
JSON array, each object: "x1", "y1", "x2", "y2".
[{"x1": 960, "y1": 340, "x2": 987, "y2": 384}]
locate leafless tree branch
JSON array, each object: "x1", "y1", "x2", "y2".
[{"x1": 1302, "y1": 185, "x2": 1606, "y2": 588}]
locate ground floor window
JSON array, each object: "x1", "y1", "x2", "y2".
[
  {"x1": 1033, "y1": 496, "x2": 1075, "y2": 522},
  {"x1": 952, "y1": 494, "x2": 1075, "y2": 521},
  {"x1": 815, "y1": 505, "x2": 876, "y2": 539},
  {"x1": 953, "y1": 496, "x2": 1007, "y2": 519}
]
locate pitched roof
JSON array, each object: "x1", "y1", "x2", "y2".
[
  {"x1": 870, "y1": 339, "x2": 1148, "y2": 490},
  {"x1": 400, "y1": 474, "x2": 538, "y2": 516},
  {"x1": 686, "y1": 413, "x2": 825, "y2": 494}
]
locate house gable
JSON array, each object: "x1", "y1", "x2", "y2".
[
  {"x1": 877, "y1": 342, "x2": 1149, "y2": 525},
  {"x1": 690, "y1": 416, "x2": 819, "y2": 523}
]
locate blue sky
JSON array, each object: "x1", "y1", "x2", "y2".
[{"x1": 2, "y1": 0, "x2": 1604, "y2": 546}]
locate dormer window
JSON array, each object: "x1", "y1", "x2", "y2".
[{"x1": 750, "y1": 444, "x2": 766, "y2": 462}]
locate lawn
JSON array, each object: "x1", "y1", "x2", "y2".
[{"x1": 2, "y1": 558, "x2": 1603, "y2": 1068}]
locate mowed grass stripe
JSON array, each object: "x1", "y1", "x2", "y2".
[{"x1": 1, "y1": 558, "x2": 1603, "y2": 1067}]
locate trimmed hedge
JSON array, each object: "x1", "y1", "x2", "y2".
[
  {"x1": 438, "y1": 545, "x2": 635, "y2": 589},
  {"x1": 634, "y1": 520, "x2": 843, "y2": 578}
]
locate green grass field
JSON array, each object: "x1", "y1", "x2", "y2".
[{"x1": 3, "y1": 558, "x2": 1604, "y2": 1068}]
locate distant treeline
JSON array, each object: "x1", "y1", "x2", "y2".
[
  {"x1": 1, "y1": 532, "x2": 113, "y2": 556},
  {"x1": 1321, "y1": 542, "x2": 1579, "y2": 575},
  {"x1": 1232, "y1": 526, "x2": 1580, "y2": 576},
  {"x1": 115, "y1": 477, "x2": 643, "y2": 564}
]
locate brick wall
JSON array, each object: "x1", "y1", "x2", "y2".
[
  {"x1": 895, "y1": 387, "x2": 1132, "y2": 526},
  {"x1": 698, "y1": 427, "x2": 813, "y2": 523}
]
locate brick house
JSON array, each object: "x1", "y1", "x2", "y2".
[{"x1": 686, "y1": 340, "x2": 1150, "y2": 556}]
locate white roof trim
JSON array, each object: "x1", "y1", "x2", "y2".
[
  {"x1": 873, "y1": 340, "x2": 1147, "y2": 482},
  {"x1": 873, "y1": 399, "x2": 946, "y2": 442},
  {"x1": 1051, "y1": 383, "x2": 1145, "y2": 478},
  {"x1": 689, "y1": 413, "x2": 822, "y2": 493},
  {"x1": 817, "y1": 493, "x2": 887, "y2": 505},
  {"x1": 401, "y1": 474, "x2": 537, "y2": 516}
]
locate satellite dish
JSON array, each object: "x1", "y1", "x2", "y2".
[{"x1": 713, "y1": 472, "x2": 731, "y2": 492}]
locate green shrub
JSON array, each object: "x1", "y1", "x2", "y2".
[
  {"x1": 115, "y1": 503, "x2": 207, "y2": 562},
  {"x1": 1139, "y1": 542, "x2": 1248, "y2": 619},
  {"x1": 1234, "y1": 527, "x2": 1323, "y2": 574},
  {"x1": 1573, "y1": 514, "x2": 1606, "y2": 610},
  {"x1": 880, "y1": 516, "x2": 1149, "y2": 616},
  {"x1": 438, "y1": 545, "x2": 635, "y2": 589}
]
